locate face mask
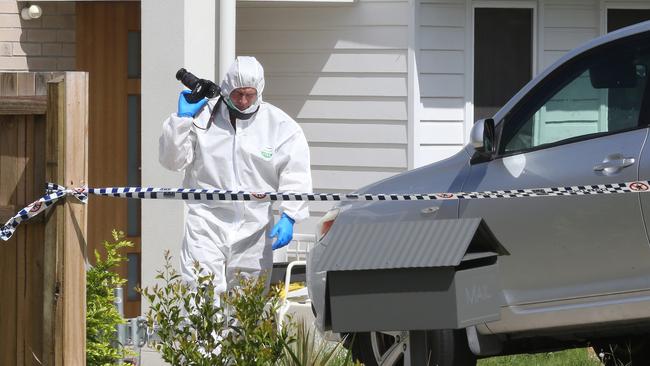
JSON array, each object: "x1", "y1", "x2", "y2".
[
  {"x1": 224, "y1": 96, "x2": 259, "y2": 120},
  {"x1": 225, "y1": 87, "x2": 259, "y2": 114}
]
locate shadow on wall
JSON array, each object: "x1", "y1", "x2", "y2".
[
  {"x1": 235, "y1": 2, "x2": 408, "y2": 125},
  {"x1": 6, "y1": 1, "x2": 76, "y2": 72},
  {"x1": 235, "y1": 2, "x2": 410, "y2": 231}
]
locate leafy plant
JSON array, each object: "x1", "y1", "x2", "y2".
[
  {"x1": 281, "y1": 320, "x2": 356, "y2": 366},
  {"x1": 86, "y1": 230, "x2": 133, "y2": 366},
  {"x1": 220, "y1": 275, "x2": 290, "y2": 365},
  {"x1": 140, "y1": 251, "x2": 293, "y2": 366},
  {"x1": 140, "y1": 252, "x2": 220, "y2": 365}
]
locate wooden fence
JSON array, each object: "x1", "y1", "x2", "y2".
[{"x1": 0, "y1": 72, "x2": 88, "y2": 365}]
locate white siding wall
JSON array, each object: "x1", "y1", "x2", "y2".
[
  {"x1": 416, "y1": 0, "x2": 467, "y2": 167},
  {"x1": 237, "y1": 0, "x2": 410, "y2": 233},
  {"x1": 541, "y1": 0, "x2": 599, "y2": 70}
]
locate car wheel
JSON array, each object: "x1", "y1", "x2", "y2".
[{"x1": 345, "y1": 330, "x2": 476, "y2": 366}]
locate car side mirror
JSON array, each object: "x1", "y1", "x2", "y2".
[
  {"x1": 470, "y1": 118, "x2": 495, "y2": 155},
  {"x1": 470, "y1": 118, "x2": 495, "y2": 164}
]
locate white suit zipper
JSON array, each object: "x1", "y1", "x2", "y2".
[{"x1": 231, "y1": 120, "x2": 244, "y2": 228}]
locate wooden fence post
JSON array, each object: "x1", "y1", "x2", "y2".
[{"x1": 43, "y1": 72, "x2": 89, "y2": 366}]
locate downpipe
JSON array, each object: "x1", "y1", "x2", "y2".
[{"x1": 113, "y1": 288, "x2": 155, "y2": 365}]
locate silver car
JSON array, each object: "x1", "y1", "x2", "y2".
[{"x1": 307, "y1": 20, "x2": 650, "y2": 366}]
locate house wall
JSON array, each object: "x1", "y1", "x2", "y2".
[
  {"x1": 0, "y1": 1, "x2": 75, "y2": 71},
  {"x1": 237, "y1": 0, "x2": 411, "y2": 233},
  {"x1": 541, "y1": 0, "x2": 600, "y2": 70},
  {"x1": 416, "y1": 0, "x2": 468, "y2": 167}
]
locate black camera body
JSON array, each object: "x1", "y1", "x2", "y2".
[{"x1": 176, "y1": 68, "x2": 221, "y2": 103}]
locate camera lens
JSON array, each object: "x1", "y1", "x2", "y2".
[
  {"x1": 175, "y1": 68, "x2": 187, "y2": 81},
  {"x1": 176, "y1": 68, "x2": 199, "y2": 90}
]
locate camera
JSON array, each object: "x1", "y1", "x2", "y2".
[{"x1": 176, "y1": 68, "x2": 221, "y2": 103}]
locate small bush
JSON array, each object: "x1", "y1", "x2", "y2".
[
  {"x1": 141, "y1": 251, "x2": 292, "y2": 366},
  {"x1": 86, "y1": 230, "x2": 133, "y2": 366}
]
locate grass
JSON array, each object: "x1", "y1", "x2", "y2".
[
  {"x1": 290, "y1": 339, "x2": 604, "y2": 366},
  {"x1": 478, "y1": 348, "x2": 602, "y2": 366}
]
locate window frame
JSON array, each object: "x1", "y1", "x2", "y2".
[
  {"x1": 466, "y1": 1, "x2": 538, "y2": 141},
  {"x1": 602, "y1": 3, "x2": 650, "y2": 36},
  {"x1": 491, "y1": 32, "x2": 650, "y2": 159}
]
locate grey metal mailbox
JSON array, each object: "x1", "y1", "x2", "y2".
[{"x1": 320, "y1": 218, "x2": 507, "y2": 332}]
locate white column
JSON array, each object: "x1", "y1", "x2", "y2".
[
  {"x1": 140, "y1": 2, "x2": 219, "y2": 363},
  {"x1": 218, "y1": 0, "x2": 236, "y2": 81},
  {"x1": 184, "y1": 0, "x2": 217, "y2": 82}
]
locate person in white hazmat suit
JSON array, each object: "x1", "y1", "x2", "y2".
[{"x1": 159, "y1": 56, "x2": 312, "y2": 297}]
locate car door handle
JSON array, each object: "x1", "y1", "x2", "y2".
[{"x1": 593, "y1": 155, "x2": 635, "y2": 173}]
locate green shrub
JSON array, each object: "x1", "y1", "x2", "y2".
[
  {"x1": 86, "y1": 230, "x2": 133, "y2": 366},
  {"x1": 219, "y1": 275, "x2": 290, "y2": 365},
  {"x1": 141, "y1": 251, "x2": 292, "y2": 366}
]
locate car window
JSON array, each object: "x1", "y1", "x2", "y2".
[{"x1": 500, "y1": 39, "x2": 650, "y2": 155}]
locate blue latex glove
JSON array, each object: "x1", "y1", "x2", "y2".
[
  {"x1": 177, "y1": 90, "x2": 208, "y2": 117},
  {"x1": 270, "y1": 213, "x2": 295, "y2": 250}
]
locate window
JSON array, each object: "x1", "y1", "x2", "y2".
[
  {"x1": 474, "y1": 7, "x2": 533, "y2": 121},
  {"x1": 608, "y1": 9, "x2": 650, "y2": 33},
  {"x1": 500, "y1": 37, "x2": 650, "y2": 154}
]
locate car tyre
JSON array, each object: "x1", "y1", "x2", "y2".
[
  {"x1": 428, "y1": 329, "x2": 477, "y2": 366},
  {"x1": 345, "y1": 329, "x2": 476, "y2": 366}
]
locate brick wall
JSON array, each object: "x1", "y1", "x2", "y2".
[{"x1": 0, "y1": 1, "x2": 75, "y2": 71}]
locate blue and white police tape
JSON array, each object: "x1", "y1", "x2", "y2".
[{"x1": 2, "y1": 180, "x2": 650, "y2": 241}]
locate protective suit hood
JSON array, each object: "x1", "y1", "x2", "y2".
[{"x1": 220, "y1": 56, "x2": 265, "y2": 115}]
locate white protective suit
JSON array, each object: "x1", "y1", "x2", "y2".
[{"x1": 159, "y1": 57, "x2": 312, "y2": 293}]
